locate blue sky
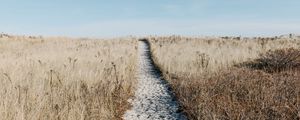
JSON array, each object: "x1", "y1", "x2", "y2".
[{"x1": 0, "y1": 0, "x2": 300, "y2": 37}]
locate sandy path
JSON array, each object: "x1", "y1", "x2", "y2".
[{"x1": 123, "y1": 39, "x2": 186, "y2": 120}]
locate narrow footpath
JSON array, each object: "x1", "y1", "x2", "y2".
[{"x1": 123, "y1": 39, "x2": 186, "y2": 120}]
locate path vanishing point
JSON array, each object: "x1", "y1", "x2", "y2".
[{"x1": 123, "y1": 39, "x2": 186, "y2": 120}]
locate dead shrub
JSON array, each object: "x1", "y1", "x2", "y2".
[{"x1": 240, "y1": 48, "x2": 300, "y2": 73}]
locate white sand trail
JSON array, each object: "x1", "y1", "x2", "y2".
[{"x1": 123, "y1": 39, "x2": 186, "y2": 120}]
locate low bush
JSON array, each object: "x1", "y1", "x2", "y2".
[{"x1": 241, "y1": 48, "x2": 300, "y2": 73}]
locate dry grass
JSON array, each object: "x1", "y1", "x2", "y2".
[
  {"x1": 0, "y1": 35, "x2": 137, "y2": 120},
  {"x1": 149, "y1": 36, "x2": 300, "y2": 76},
  {"x1": 149, "y1": 36, "x2": 300, "y2": 120},
  {"x1": 172, "y1": 68, "x2": 300, "y2": 120}
]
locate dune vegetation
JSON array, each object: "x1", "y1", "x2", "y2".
[
  {"x1": 1, "y1": 34, "x2": 299, "y2": 120},
  {"x1": 0, "y1": 35, "x2": 137, "y2": 120},
  {"x1": 149, "y1": 36, "x2": 300, "y2": 120}
]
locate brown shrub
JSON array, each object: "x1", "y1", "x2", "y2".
[{"x1": 241, "y1": 48, "x2": 300, "y2": 73}]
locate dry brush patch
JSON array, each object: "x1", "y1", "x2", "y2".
[
  {"x1": 239, "y1": 48, "x2": 300, "y2": 73},
  {"x1": 169, "y1": 68, "x2": 300, "y2": 120},
  {"x1": 149, "y1": 36, "x2": 300, "y2": 120},
  {"x1": 0, "y1": 36, "x2": 137, "y2": 120}
]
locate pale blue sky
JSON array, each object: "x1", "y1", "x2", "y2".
[{"x1": 0, "y1": 0, "x2": 300, "y2": 37}]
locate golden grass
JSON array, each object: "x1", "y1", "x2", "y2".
[
  {"x1": 0, "y1": 36, "x2": 137, "y2": 120},
  {"x1": 149, "y1": 36, "x2": 300, "y2": 119},
  {"x1": 149, "y1": 36, "x2": 299, "y2": 76},
  {"x1": 1, "y1": 34, "x2": 299, "y2": 119}
]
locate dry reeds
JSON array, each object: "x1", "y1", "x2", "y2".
[{"x1": 0, "y1": 36, "x2": 137, "y2": 120}]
